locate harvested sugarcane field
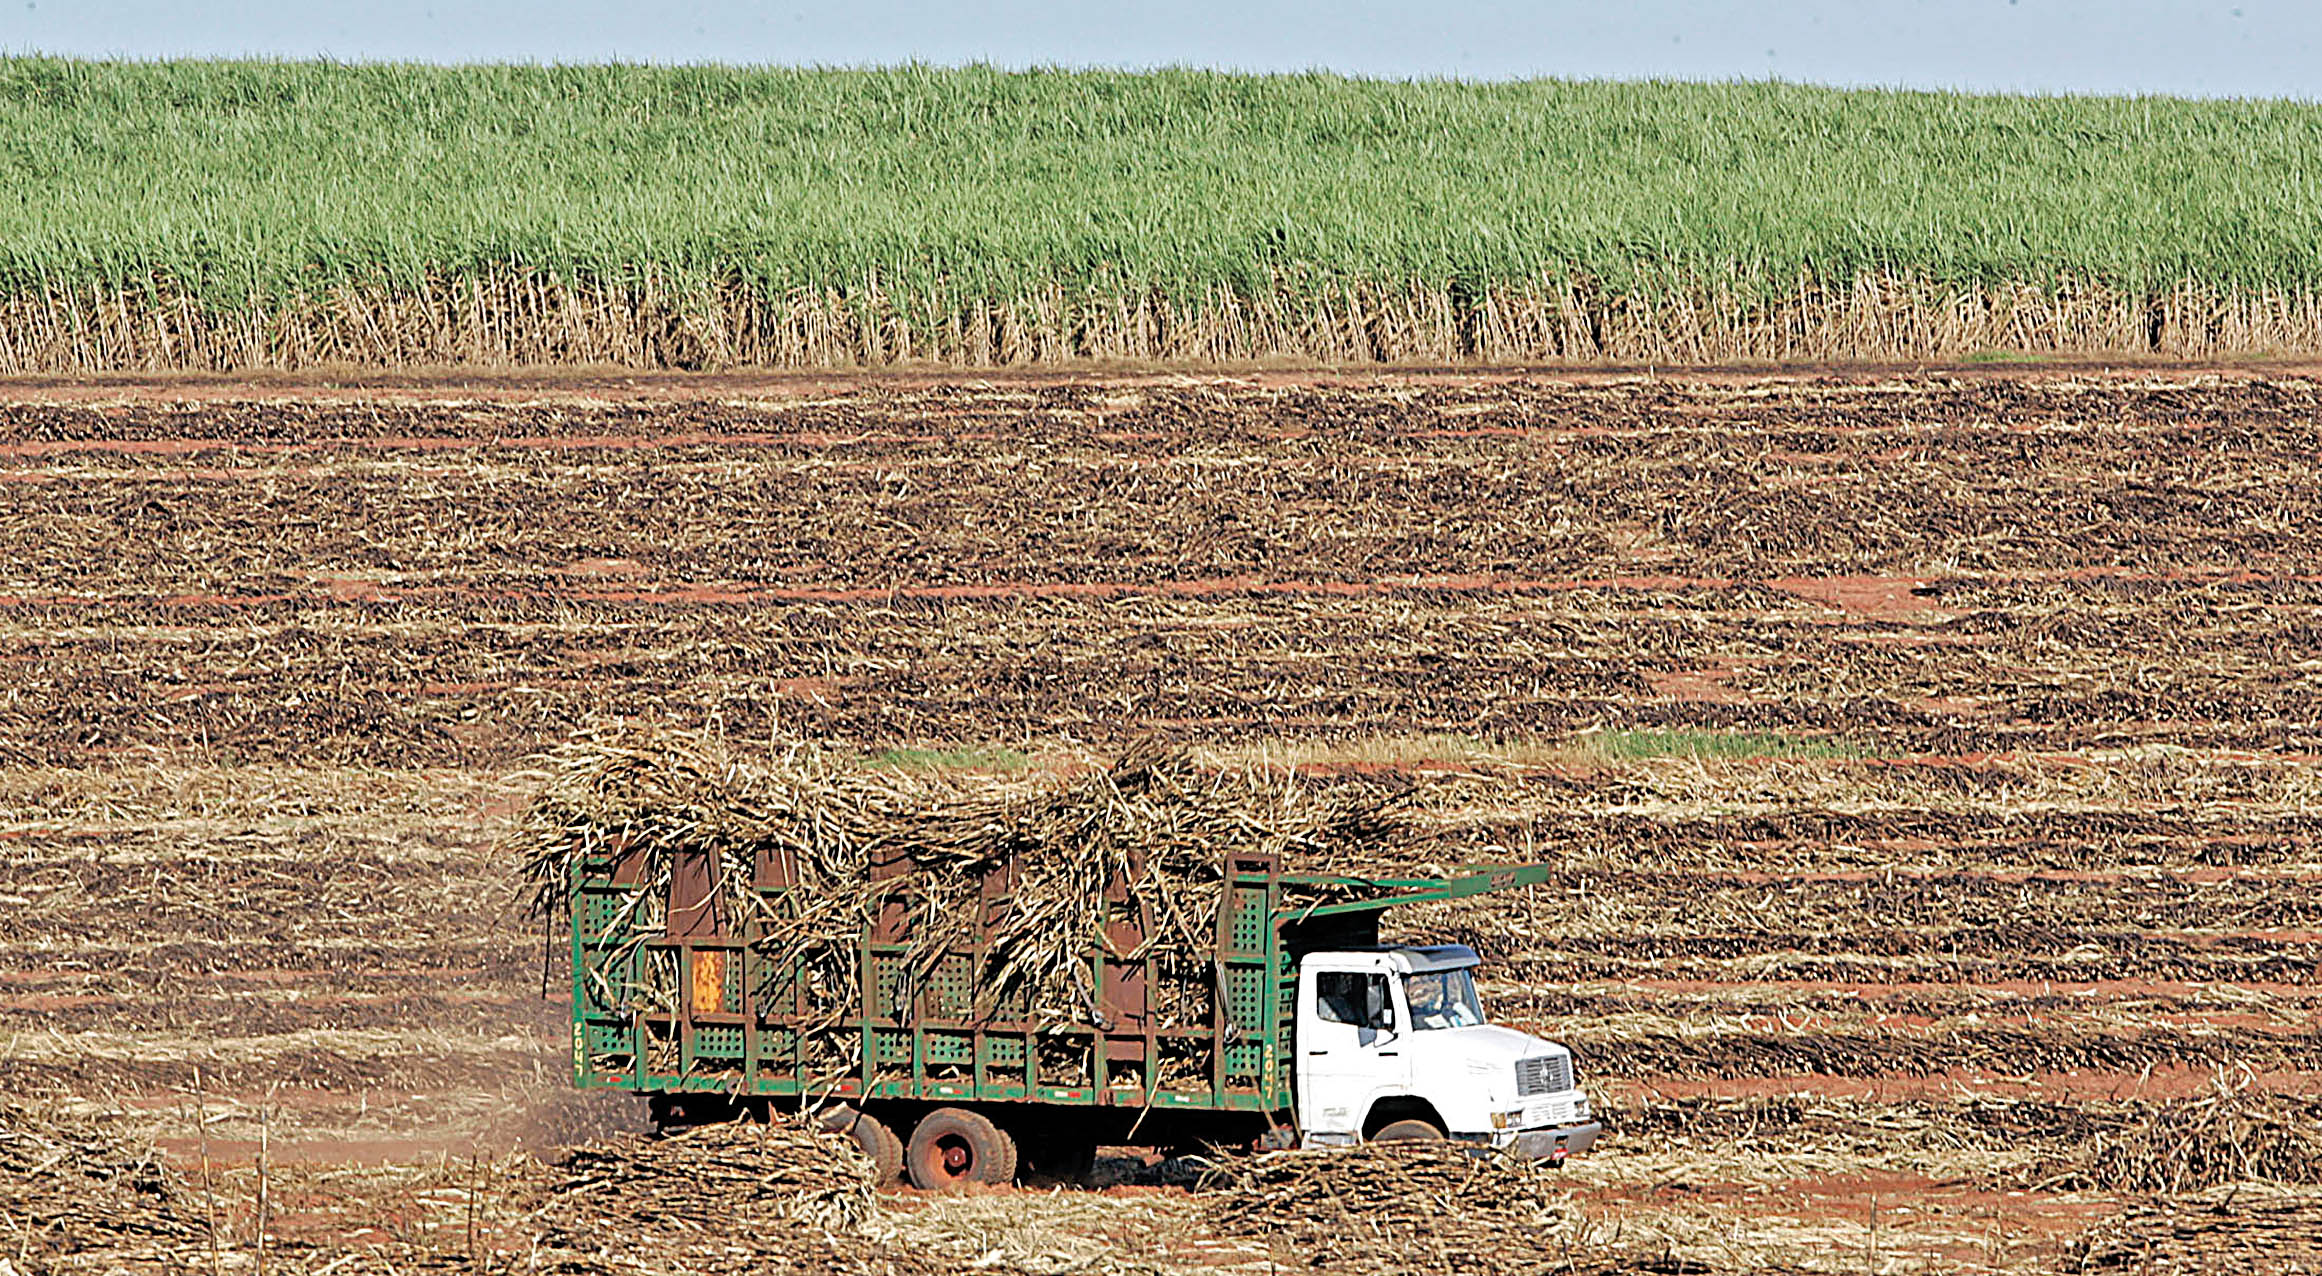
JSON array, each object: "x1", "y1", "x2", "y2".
[{"x1": 4, "y1": 364, "x2": 2320, "y2": 1274}]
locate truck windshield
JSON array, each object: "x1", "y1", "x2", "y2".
[{"x1": 1404, "y1": 968, "x2": 1485, "y2": 1030}]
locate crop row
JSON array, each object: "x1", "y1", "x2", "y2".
[{"x1": 10, "y1": 63, "x2": 2322, "y2": 368}]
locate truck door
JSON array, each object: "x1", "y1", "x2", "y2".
[{"x1": 1294, "y1": 959, "x2": 1410, "y2": 1143}]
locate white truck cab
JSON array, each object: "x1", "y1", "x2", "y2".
[{"x1": 1293, "y1": 944, "x2": 1598, "y2": 1160}]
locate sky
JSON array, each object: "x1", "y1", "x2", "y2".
[{"x1": 1, "y1": 0, "x2": 2316, "y2": 100}]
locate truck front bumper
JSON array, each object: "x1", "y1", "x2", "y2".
[{"x1": 1508, "y1": 1121, "x2": 1601, "y2": 1162}]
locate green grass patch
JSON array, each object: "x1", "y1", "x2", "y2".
[
  {"x1": 1963, "y1": 348, "x2": 2051, "y2": 364},
  {"x1": 860, "y1": 745, "x2": 1029, "y2": 772},
  {"x1": 1593, "y1": 728, "x2": 1864, "y2": 761},
  {"x1": 5, "y1": 59, "x2": 2322, "y2": 304}
]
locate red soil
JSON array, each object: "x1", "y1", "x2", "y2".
[
  {"x1": 1602, "y1": 1068, "x2": 2322, "y2": 1104},
  {"x1": 1642, "y1": 660, "x2": 1753, "y2": 703},
  {"x1": 1591, "y1": 976, "x2": 2320, "y2": 1001},
  {"x1": 5, "y1": 565, "x2": 2315, "y2": 614},
  {"x1": 1768, "y1": 574, "x2": 1943, "y2": 618},
  {"x1": 2, "y1": 356, "x2": 2317, "y2": 405}
]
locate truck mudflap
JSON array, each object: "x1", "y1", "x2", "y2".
[{"x1": 1508, "y1": 1121, "x2": 1601, "y2": 1163}]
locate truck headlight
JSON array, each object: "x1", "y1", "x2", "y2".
[{"x1": 1491, "y1": 1110, "x2": 1522, "y2": 1130}]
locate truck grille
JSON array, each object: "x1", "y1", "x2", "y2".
[{"x1": 1516, "y1": 1054, "x2": 1573, "y2": 1096}]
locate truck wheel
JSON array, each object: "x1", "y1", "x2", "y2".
[
  {"x1": 816, "y1": 1106, "x2": 905, "y2": 1185},
  {"x1": 906, "y1": 1107, "x2": 1018, "y2": 1190},
  {"x1": 1371, "y1": 1119, "x2": 1445, "y2": 1143},
  {"x1": 866, "y1": 1117, "x2": 906, "y2": 1185}
]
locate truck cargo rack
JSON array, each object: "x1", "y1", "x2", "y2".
[{"x1": 568, "y1": 846, "x2": 1548, "y2": 1118}]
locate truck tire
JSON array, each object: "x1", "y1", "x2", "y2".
[
  {"x1": 866, "y1": 1116, "x2": 907, "y2": 1185},
  {"x1": 817, "y1": 1106, "x2": 905, "y2": 1185},
  {"x1": 1371, "y1": 1118, "x2": 1445, "y2": 1143},
  {"x1": 906, "y1": 1107, "x2": 1018, "y2": 1190}
]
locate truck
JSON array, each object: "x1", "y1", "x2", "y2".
[{"x1": 566, "y1": 843, "x2": 1600, "y2": 1188}]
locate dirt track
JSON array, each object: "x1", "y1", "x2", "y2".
[{"x1": 5, "y1": 366, "x2": 2319, "y2": 1274}]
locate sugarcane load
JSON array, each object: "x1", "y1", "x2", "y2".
[{"x1": 518, "y1": 732, "x2": 1599, "y2": 1188}]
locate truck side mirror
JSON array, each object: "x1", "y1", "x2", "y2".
[{"x1": 1365, "y1": 976, "x2": 1394, "y2": 1031}]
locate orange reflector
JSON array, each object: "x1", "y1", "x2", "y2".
[{"x1": 690, "y1": 950, "x2": 726, "y2": 1014}]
